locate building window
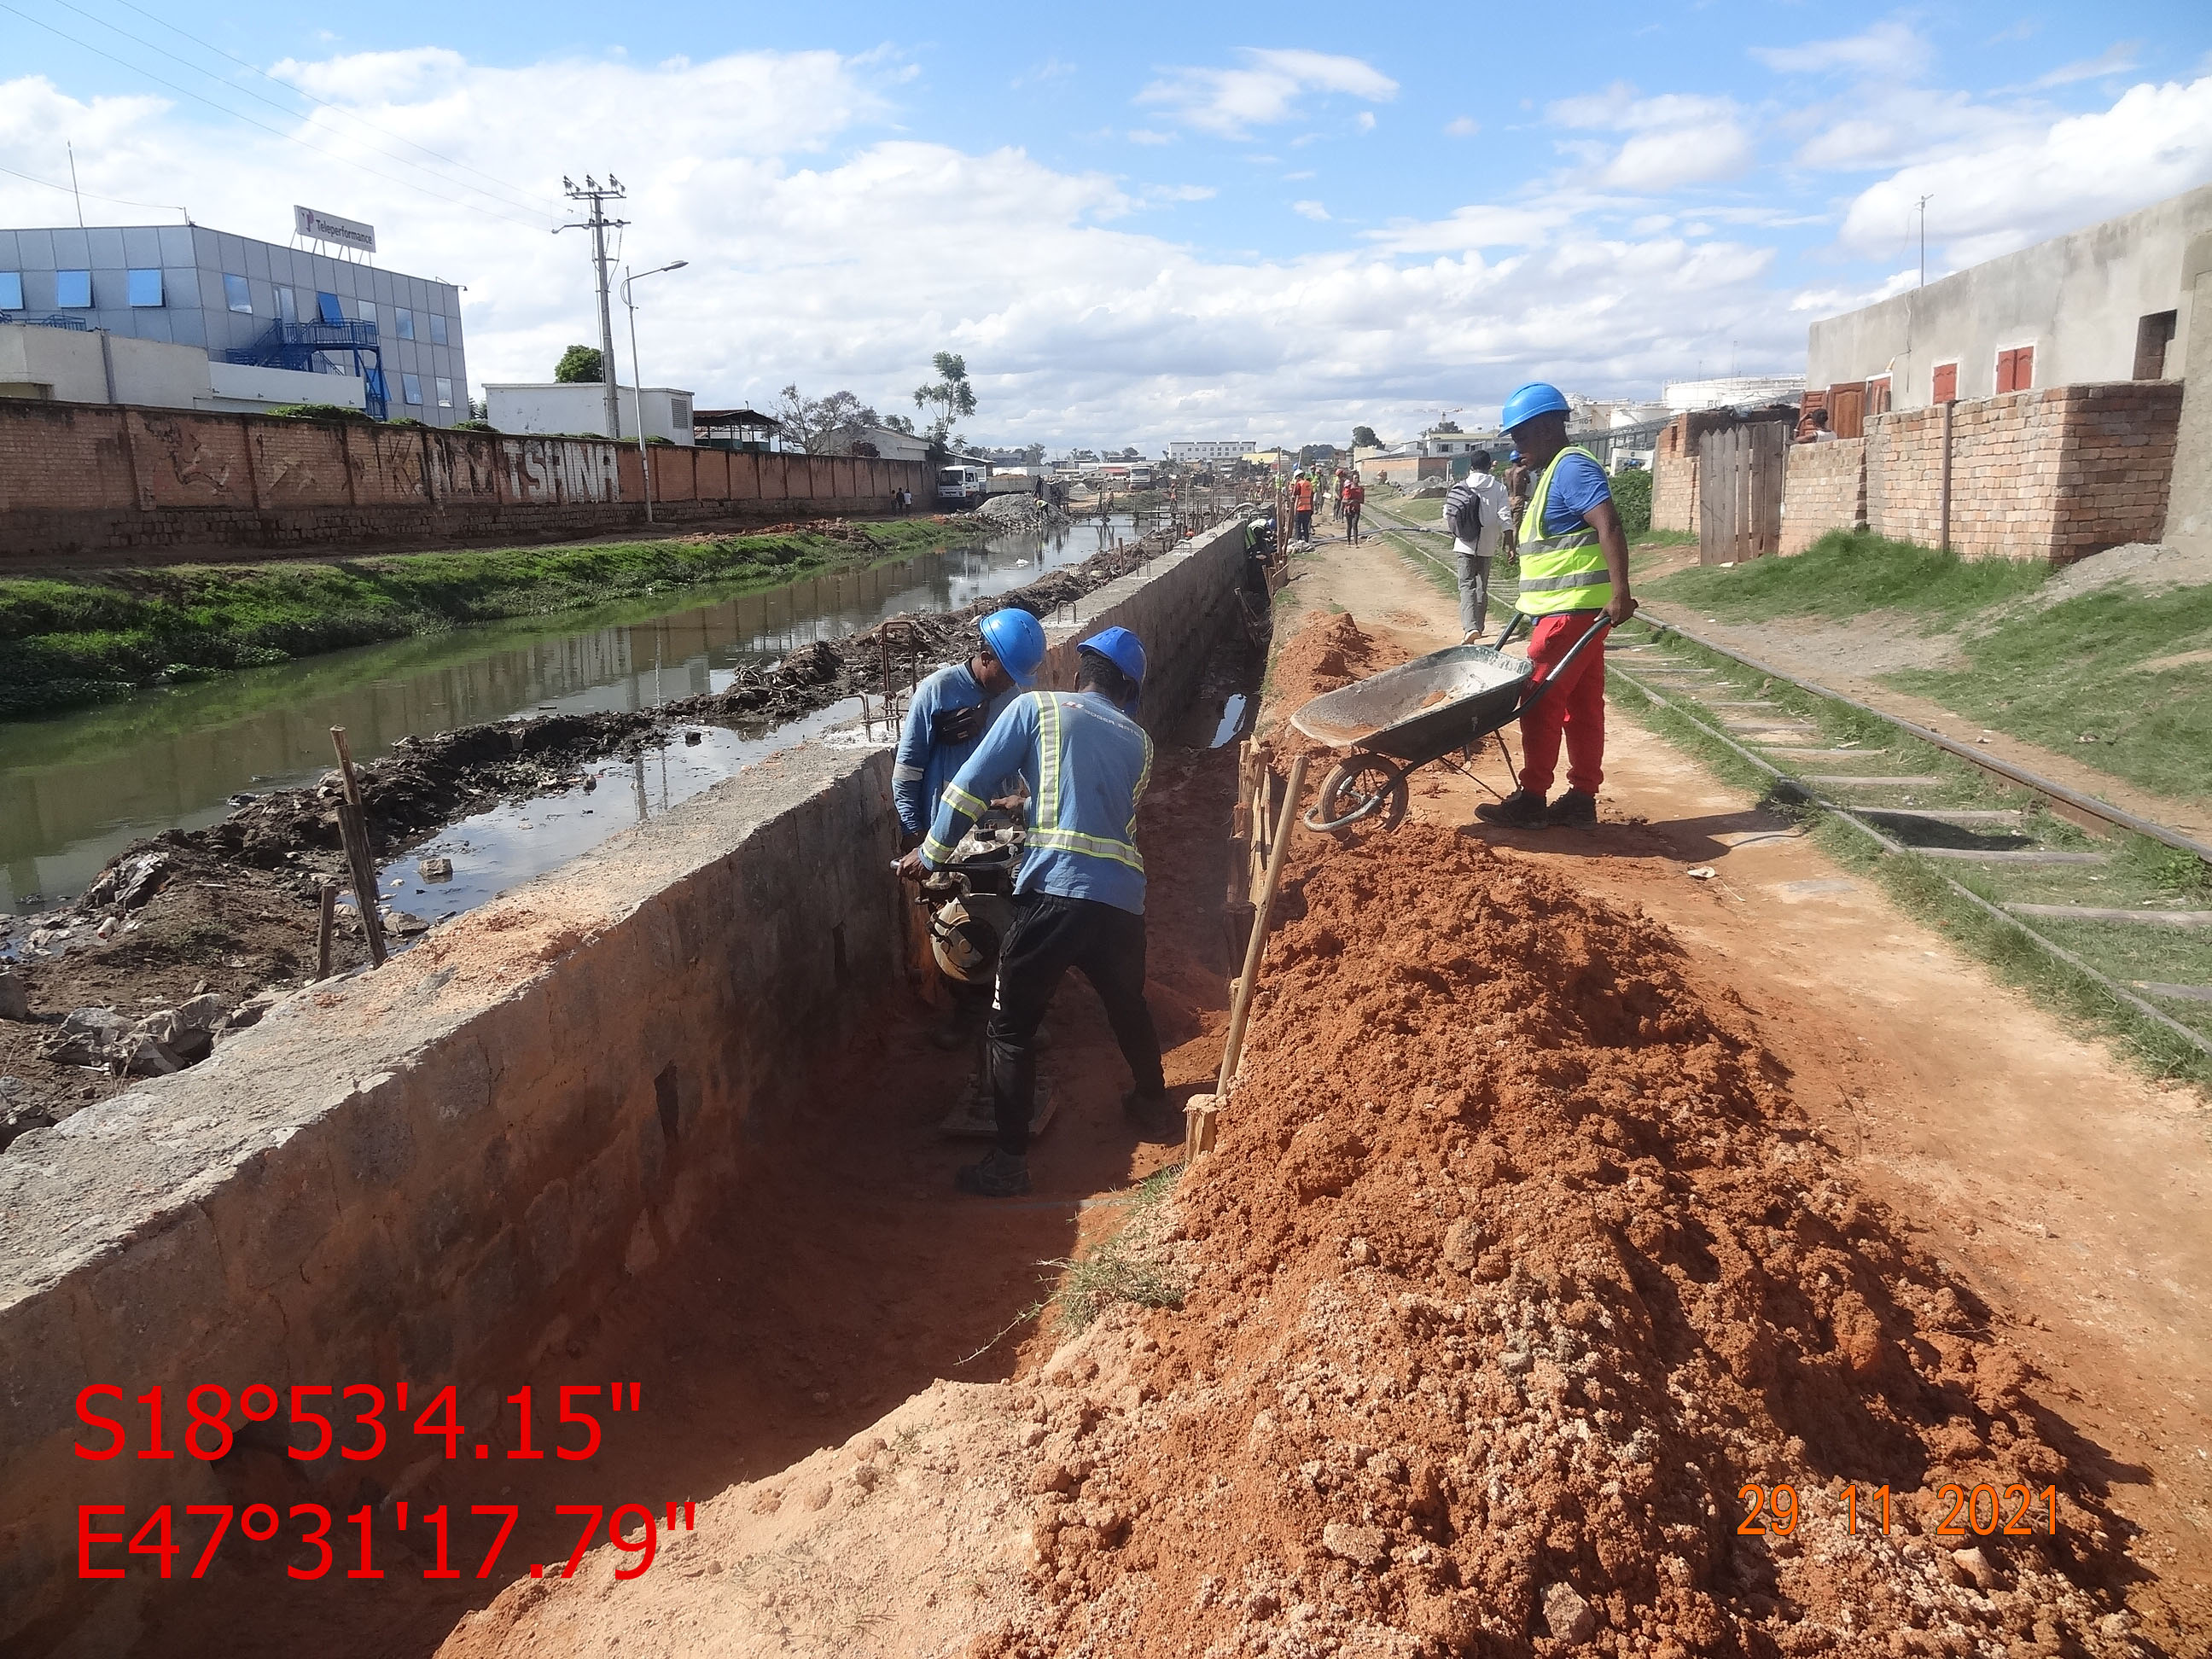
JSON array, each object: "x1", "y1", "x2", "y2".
[
  {"x1": 1995, "y1": 346, "x2": 2034, "y2": 393},
  {"x1": 55, "y1": 270, "x2": 91, "y2": 308},
  {"x1": 127, "y1": 269, "x2": 165, "y2": 307},
  {"x1": 435, "y1": 376, "x2": 453, "y2": 408},
  {"x1": 2133, "y1": 311, "x2": 2178, "y2": 381},
  {"x1": 428, "y1": 311, "x2": 448, "y2": 345},
  {"x1": 355, "y1": 298, "x2": 377, "y2": 329},
  {"x1": 224, "y1": 273, "x2": 253, "y2": 314},
  {"x1": 0, "y1": 272, "x2": 20, "y2": 310},
  {"x1": 402, "y1": 373, "x2": 423, "y2": 405},
  {"x1": 276, "y1": 287, "x2": 298, "y2": 323},
  {"x1": 1931, "y1": 363, "x2": 1958, "y2": 404},
  {"x1": 316, "y1": 292, "x2": 346, "y2": 325},
  {"x1": 395, "y1": 308, "x2": 415, "y2": 341},
  {"x1": 1864, "y1": 375, "x2": 1891, "y2": 418}
]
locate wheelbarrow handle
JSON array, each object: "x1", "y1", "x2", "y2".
[{"x1": 1513, "y1": 613, "x2": 1612, "y2": 718}]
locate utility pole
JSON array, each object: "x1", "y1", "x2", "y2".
[
  {"x1": 622, "y1": 260, "x2": 688, "y2": 525},
  {"x1": 560, "y1": 175, "x2": 629, "y2": 442},
  {"x1": 1915, "y1": 194, "x2": 1933, "y2": 288}
]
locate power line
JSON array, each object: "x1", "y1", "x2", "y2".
[
  {"x1": 0, "y1": 156, "x2": 187, "y2": 216},
  {"x1": 79, "y1": 0, "x2": 561, "y2": 221},
  {"x1": 0, "y1": 1, "x2": 556, "y2": 231}
]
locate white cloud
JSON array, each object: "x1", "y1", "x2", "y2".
[
  {"x1": 1136, "y1": 48, "x2": 1397, "y2": 139},
  {"x1": 0, "y1": 47, "x2": 1810, "y2": 446},
  {"x1": 1012, "y1": 57, "x2": 1076, "y2": 90},
  {"x1": 1547, "y1": 87, "x2": 1755, "y2": 190},
  {"x1": 1125, "y1": 128, "x2": 1174, "y2": 145},
  {"x1": 1145, "y1": 183, "x2": 1216, "y2": 203},
  {"x1": 1837, "y1": 76, "x2": 2212, "y2": 266},
  {"x1": 1355, "y1": 111, "x2": 1376, "y2": 133},
  {"x1": 1749, "y1": 20, "x2": 1934, "y2": 80},
  {"x1": 1446, "y1": 116, "x2": 1480, "y2": 137},
  {"x1": 1789, "y1": 85, "x2": 2038, "y2": 171},
  {"x1": 1292, "y1": 200, "x2": 1330, "y2": 220},
  {"x1": 2032, "y1": 43, "x2": 2143, "y2": 89}
]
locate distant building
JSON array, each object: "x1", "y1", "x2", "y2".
[
  {"x1": 1168, "y1": 438, "x2": 1252, "y2": 462},
  {"x1": 818, "y1": 422, "x2": 930, "y2": 463},
  {"x1": 0, "y1": 220, "x2": 467, "y2": 422},
  {"x1": 692, "y1": 407, "x2": 781, "y2": 452},
  {"x1": 486, "y1": 381, "x2": 696, "y2": 445},
  {"x1": 1662, "y1": 375, "x2": 1806, "y2": 415}
]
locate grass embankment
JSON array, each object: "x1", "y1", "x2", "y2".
[
  {"x1": 0, "y1": 520, "x2": 966, "y2": 718},
  {"x1": 1645, "y1": 529, "x2": 2212, "y2": 806}
]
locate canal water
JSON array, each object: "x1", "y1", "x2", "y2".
[{"x1": 2, "y1": 515, "x2": 1139, "y2": 916}]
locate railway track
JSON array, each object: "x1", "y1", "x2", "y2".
[{"x1": 1359, "y1": 493, "x2": 2212, "y2": 1065}]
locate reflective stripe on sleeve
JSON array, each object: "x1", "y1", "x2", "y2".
[
  {"x1": 942, "y1": 783, "x2": 990, "y2": 819},
  {"x1": 893, "y1": 764, "x2": 926, "y2": 783}
]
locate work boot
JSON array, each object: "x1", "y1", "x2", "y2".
[
  {"x1": 1123, "y1": 1087, "x2": 1181, "y2": 1145},
  {"x1": 954, "y1": 1147, "x2": 1032, "y2": 1197},
  {"x1": 1474, "y1": 789, "x2": 1547, "y2": 828},
  {"x1": 1545, "y1": 789, "x2": 1599, "y2": 828}
]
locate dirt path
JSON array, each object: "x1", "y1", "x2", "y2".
[{"x1": 1279, "y1": 540, "x2": 2212, "y2": 1644}]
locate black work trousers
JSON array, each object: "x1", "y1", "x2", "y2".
[{"x1": 987, "y1": 894, "x2": 1165, "y2": 1155}]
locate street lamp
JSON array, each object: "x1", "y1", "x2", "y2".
[{"x1": 620, "y1": 259, "x2": 689, "y2": 524}]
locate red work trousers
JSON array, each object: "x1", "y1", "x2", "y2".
[{"x1": 1517, "y1": 610, "x2": 1607, "y2": 797}]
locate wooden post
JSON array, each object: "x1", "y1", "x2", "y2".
[
  {"x1": 1937, "y1": 399, "x2": 1954, "y2": 552},
  {"x1": 316, "y1": 881, "x2": 337, "y2": 978},
  {"x1": 1214, "y1": 749, "x2": 1307, "y2": 1099},
  {"x1": 329, "y1": 728, "x2": 388, "y2": 967}
]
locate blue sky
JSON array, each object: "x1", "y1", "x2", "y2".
[{"x1": 4, "y1": 2, "x2": 2211, "y2": 448}]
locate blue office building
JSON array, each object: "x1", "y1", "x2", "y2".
[{"x1": 0, "y1": 222, "x2": 468, "y2": 425}]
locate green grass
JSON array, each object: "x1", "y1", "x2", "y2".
[
  {"x1": 1890, "y1": 582, "x2": 2212, "y2": 807},
  {"x1": 1042, "y1": 1162, "x2": 1187, "y2": 1336},
  {"x1": 1646, "y1": 528, "x2": 2050, "y2": 629},
  {"x1": 0, "y1": 520, "x2": 967, "y2": 719}
]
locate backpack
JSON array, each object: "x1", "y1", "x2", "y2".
[{"x1": 1444, "y1": 479, "x2": 1484, "y2": 544}]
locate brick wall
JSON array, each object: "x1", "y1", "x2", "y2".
[
  {"x1": 1779, "y1": 438, "x2": 1866, "y2": 553},
  {"x1": 1862, "y1": 381, "x2": 2181, "y2": 562},
  {"x1": 0, "y1": 399, "x2": 934, "y2": 563}
]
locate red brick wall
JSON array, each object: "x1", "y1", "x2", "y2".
[
  {"x1": 0, "y1": 399, "x2": 934, "y2": 564},
  {"x1": 1779, "y1": 438, "x2": 1866, "y2": 553},
  {"x1": 1863, "y1": 381, "x2": 2181, "y2": 563}
]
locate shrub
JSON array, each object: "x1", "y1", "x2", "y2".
[{"x1": 1610, "y1": 466, "x2": 1652, "y2": 537}]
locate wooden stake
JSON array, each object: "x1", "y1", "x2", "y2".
[
  {"x1": 316, "y1": 880, "x2": 337, "y2": 979},
  {"x1": 329, "y1": 728, "x2": 388, "y2": 967},
  {"x1": 1213, "y1": 749, "x2": 1307, "y2": 1103}
]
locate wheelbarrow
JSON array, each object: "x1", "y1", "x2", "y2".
[{"x1": 1292, "y1": 613, "x2": 1611, "y2": 833}]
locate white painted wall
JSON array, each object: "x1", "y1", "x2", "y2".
[
  {"x1": 0, "y1": 323, "x2": 212, "y2": 408},
  {"x1": 1807, "y1": 182, "x2": 2211, "y2": 408},
  {"x1": 203, "y1": 360, "x2": 365, "y2": 413},
  {"x1": 485, "y1": 381, "x2": 697, "y2": 445}
]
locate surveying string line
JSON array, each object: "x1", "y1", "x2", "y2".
[
  {"x1": 0, "y1": 1, "x2": 558, "y2": 233},
  {"x1": 42, "y1": 0, "x2": 559, "y2": 223}
]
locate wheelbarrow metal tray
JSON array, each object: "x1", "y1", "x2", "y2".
[{"x1": 1290, "y1": 645, "x2": 1533, "y2": 762}]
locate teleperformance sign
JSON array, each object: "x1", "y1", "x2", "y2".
[{"x1": 293, "y1": 205, "x2": 376, "y2": 254}]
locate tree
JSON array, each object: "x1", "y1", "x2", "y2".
[
  {"x1": 883, "y1": 413, "x2": 917, "y2": 435},
  {"x1": 1023, "y1": 441, "x2": 1046, "y2": 464},
  {"x1": 1351, "y1": 424, "x2": 1380, "y2": 449},
  {"x1": 775, "y1": 384, "x2": 882, "y2": 453},
  {"x1": 555, "y1": 345, "x2": 604, "y2": 383},
  {"x1": 912, "y1": 351, "x2": 978, "y2": 445}
]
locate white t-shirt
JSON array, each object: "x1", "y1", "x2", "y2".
[{"x1": 1451, "y1": 471, "x2": 1511, "y2": 561}]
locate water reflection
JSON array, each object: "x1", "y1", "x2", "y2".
[{"x1": 2, "y1": 516, "x2": 1132, "y2": 912}]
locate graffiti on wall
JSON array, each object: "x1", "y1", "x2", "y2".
[{"x1": 500, "y1": 438, "x2": 623, "y2": 504}]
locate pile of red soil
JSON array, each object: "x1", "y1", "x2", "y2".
[{"x1": 981, "y1": 822, "x2": 2139, "y2": 1656}]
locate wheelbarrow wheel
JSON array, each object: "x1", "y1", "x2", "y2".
[{"x1": 1305, "y1": 754, "x2": 1409, "y2": 837}]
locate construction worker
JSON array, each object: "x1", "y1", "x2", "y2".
[
  {"x1": 1474, "y1": 381, "x2": 1638, "y2": 830},
  {"x1": 1444, "y1": 448, "x2": 1509, "y2": 640},
  {"x1": 1290, "y1": 469, "x2": 1315, "y2": 541},
  {"x1": 1342, "y1": 472, "x2": 1365, "y2": 544},
  {"x1": 895, "y1": 608, "x2": 1049, "y2": 1046},
  {"x1": 899, "y1": 626, "x2": 1170, "y2": 1197}
]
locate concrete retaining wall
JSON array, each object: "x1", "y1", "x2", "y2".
[
  {"x1": 0, "y1": 517, "x2": 1245, "y2": 1654},
  {"x1": 0, "y1": 398, "x2": 934, "y2": 565}
]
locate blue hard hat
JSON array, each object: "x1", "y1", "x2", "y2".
[
  {"x1": 1499, "y1": 381, "x2": 1571, "y2": 433},
  {"x1": 1078, "y1": 625, "x2": 1146, "y2": 696},
  {"x1": 978, "y1": 608, "x2": 1046, "y2": 688}
]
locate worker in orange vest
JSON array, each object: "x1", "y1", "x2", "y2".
[{"x1": 1290, "y1": 470, "x2": 1315, "y2": 541}]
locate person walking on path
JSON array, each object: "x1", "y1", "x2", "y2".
[
  {"x1": 1290, "y1": 470, "x2": 1316, "y2": 542},
  {"x1": 899, "y1": 627, "x2": 1172, "y2": 1196},
  {"x1": 1443, "y1": 450, "x2": 1511, "y2": 641},
  {"x1": 1474, "y1": 381, "x2": 1638, "y2": 831},
  {"x1": 1342, "y1": 473, "x2": 1365, "y2": 544}
]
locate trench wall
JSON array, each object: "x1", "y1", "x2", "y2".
[
  {"x1": 0, "y1": 397, "x2": 934, "y2": 564},
  {"x1": 0, "y1": 517, "x2": 1245, "y2": 1654}
]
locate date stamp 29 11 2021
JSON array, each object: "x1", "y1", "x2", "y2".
[{"x1": 1738, "y1": 1481, "x2": 2064, "y2": 1539}]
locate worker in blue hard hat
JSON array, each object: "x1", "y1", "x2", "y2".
[
  {"x1": 895, "y1": 608, "x2": 1047, "y2": 1047},
  {"x1": 1474, "y1": 380, "x2": 1638, "y2": 830},
  {"x1": 899, "y1": 624, "x2": 1171, "y2": 1196}
]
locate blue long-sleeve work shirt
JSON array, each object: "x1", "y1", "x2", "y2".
[
  {"x1": 893, "y1": 662, "x2": 1016, "y2": 837},
  {"x1": 921, "y1": 690, "x2": 1154, "y2": 915}
]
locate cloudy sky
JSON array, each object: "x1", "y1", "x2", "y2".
[{"x1": 4, "y1": 1, "x2": 2211, "y2": 450}]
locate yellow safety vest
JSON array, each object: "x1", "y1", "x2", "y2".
[{"x1": 1516, "y1": 446, "x2": 1611, "y2": 614}]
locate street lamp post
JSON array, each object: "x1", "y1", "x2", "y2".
[{"x1": 620, "y1": 259, "x2": 689, "y2": 525}]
